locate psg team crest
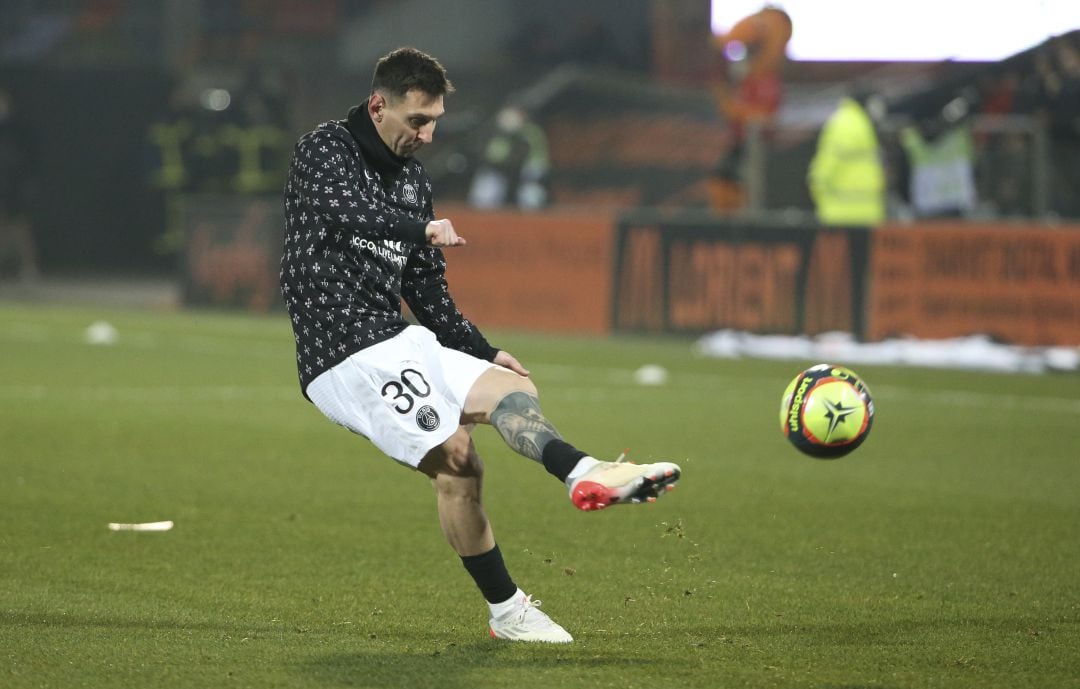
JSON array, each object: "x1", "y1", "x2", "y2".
[
  {"x1": 416, "y1": 405, "x2": 440, "y2": 431},
  {"x1": 403, "y1": 183, "x2": 418, "y2": 204}
]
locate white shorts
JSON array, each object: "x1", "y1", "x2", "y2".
[{"x1": 306, "y1": 325, "x2": 497, "y2": 468}]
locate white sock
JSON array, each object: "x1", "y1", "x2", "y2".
[
  {"x1": 565, "y1": 456, "x2": 602, "y2": 489},
  {"x1": 489, "y1": 588, "x2": 526, "y2": 619}
]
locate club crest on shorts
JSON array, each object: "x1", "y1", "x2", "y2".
[
  {"x1": 415, "y1": 405, "x2": 440, "y2": 431},
  {"x1": 402, "y1": 183, "x2": 418, "y2": 204}
]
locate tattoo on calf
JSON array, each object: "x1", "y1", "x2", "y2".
[{"x1": 490, "y1": 391, "x2": 563, "y2": 462}]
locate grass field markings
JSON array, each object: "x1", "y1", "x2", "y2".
[
  {"x1": 533, "y1": 364, "x2": 1080, "y2": 414},
  {"x1": 873, "y1": 385, "x2": 1080, "y2": 415},
  {"x1": 0, "y1": 318, "x2": 290, "y2": 354},
  {"x1": 533, "y1": 363, "x2": 731, "y2": 389},
  {"x1": 1, "y1": 321, "x2": 52, "y2": 342},
  {"x1": 165, "y1": 334, "x2": 287, "y2": 356},
  {"x1": 0, "y1": 384, "x2": 298, "y2": 402},
  {"x1": 97, "y1": 331, "x2": 286, "y2": 355}
]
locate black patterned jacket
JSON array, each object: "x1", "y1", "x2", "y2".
[{"x1": 280, "y1": 101, "x2": 497, "y2": 396}]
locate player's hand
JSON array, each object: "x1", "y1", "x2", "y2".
[
  {"x1": 494, "y1": 350, "x2": 530, "y2": 377},
  {"x1": 425, "y1": 218, "x2": 466, "y2": 247}
]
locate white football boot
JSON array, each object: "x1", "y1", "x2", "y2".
[
  {"x1": 488, "y1": 592, "x2": 573, "y2": 643},
  {"x1": 569, "y1": 453, "x2": 681, "y2": 511}
]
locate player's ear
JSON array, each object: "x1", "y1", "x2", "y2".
[{"x1": 368, "y1": 92, "x2": 385, "y2": 121}]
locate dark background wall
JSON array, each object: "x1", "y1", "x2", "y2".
[{"x1": 2, "y1": 66, "x2": 172, "y2": 273}]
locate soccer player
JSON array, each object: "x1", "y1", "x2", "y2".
[{"x1": 280, "y1": 46, "x2": 681, "y2": 643}]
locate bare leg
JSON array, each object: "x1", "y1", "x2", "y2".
[{"x1": 418, "y1": 426, "x2": 494, "y2": 557}]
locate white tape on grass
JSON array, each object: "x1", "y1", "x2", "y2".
[{"x1": 107, "y1": 520, "x2": 174, "y2": 532}]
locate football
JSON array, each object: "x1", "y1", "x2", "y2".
[{"x1": 780, "y1": 364, "x2": 874, "y2": 459}]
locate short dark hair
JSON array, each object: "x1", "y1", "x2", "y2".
[{"x1": 371, "y1": 47, "x2": 454, "y2": 101}]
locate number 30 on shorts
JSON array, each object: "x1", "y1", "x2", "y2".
[{"x1": 380, "y1": 368, "x2": 432, "y2": 413}]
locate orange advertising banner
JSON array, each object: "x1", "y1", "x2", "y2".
[
  {"x1": 868, "y1": 223, "x2": 1080, "y2": 346},
  {"x1": 611, "y1": 214, "x2": 871, "y2": 337},
  {"x1": 181, "y1": 195, "x2": 283, "y2": 312},
  {"x1": 438, "y1": 205, "x2": 614, "y2": 334},
  {"x1": 176, "y1": 195, "x2": 1080, "y2": 348}
]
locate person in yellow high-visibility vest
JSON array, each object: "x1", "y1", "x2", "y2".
[{"x1": 807, "y1": 90, "x2": 887, "y2": 226}]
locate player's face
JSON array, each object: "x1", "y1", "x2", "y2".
[{"x1": 372, "y1": 89, "x2": 444, "y2": 158}]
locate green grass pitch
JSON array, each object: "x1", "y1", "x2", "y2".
[{"x1": 2, "y1": 302, "x2": 1078, "y2": 688}]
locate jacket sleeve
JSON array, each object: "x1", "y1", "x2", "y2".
[
  {"x1": 289, "y1": 129, "x2": 428, "y2": 245},
  {"x1": 401, "y1": 247, "x2": 499, "y2": 362}
]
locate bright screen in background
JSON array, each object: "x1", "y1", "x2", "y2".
[{"x1": 711, "y1": 0, "x2": 1080, "y2": 61}]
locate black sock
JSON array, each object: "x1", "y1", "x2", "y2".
[
  {"x1": 541, "y1": 439, "x2": 587, "y2": 483},
  {"x1": 460, "y1": 544, "x2": 517, "y2": 604}
]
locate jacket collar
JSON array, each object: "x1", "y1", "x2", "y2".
[{"x1": 346, "y1": 98, "x2": 408, "y2": 183}]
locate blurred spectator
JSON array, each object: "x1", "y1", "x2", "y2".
[
  {"x1": 146, "y1": 69, "x2": 291, "y2": 196},
  {"x1": 707, "y1": 5, "x2": 792, "y2": 212},
  {"x1": 146, "y1": 79, "x2": 199, "y2": 193},
  {"x1": 468, "y1": 106, "x2": 550, "y2": 210},
  {"x1": 0, "y1": 88, "x2": 40, "y2": 283},
  {"x1": 145, "y1": 67, "x2": 292, "y2": 259},
  {"x1": 216, "y1": 66, "x2": 292, "y2": 193},
  {"x1": 899, "y1": 92, "x2": 978, "y2": 218},
  {"x1": 807, "y1": 89, "x2": 887, "y2": 226}
]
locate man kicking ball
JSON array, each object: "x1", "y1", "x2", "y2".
[{"x1": 280, "y1": 46, "x2": 681, "y2": 643}]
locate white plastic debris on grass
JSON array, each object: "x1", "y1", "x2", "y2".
[
  {"x1": 695, "y1": 331, "x2": 1079, "y2": 374},
  {"x1": 633, "y1": 364, "x2": 669, "y2": 385},
  {"x1": 107, "y1": 520, "x2": 173, "y2": 532},
  {"x1": 84, "y1": 320, "x2": 119, "y2": 345}
]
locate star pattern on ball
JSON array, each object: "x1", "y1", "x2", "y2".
[{"x1": 821, "y1": 396, "x2": 858, "y2": 442}]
